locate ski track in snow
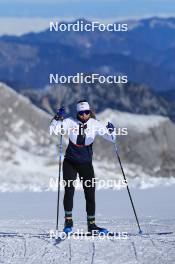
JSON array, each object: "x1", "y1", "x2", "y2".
[
  {"x1": 129, "y1": 238, "x2": 138, "y2": 263},
  {"x1": 69, "y1": 241, "x2": 72, "y2": 264},
  {"x1": 0, "y1": 219, "x2": 174, "y2": 264},
  {"x1": 91, "y1": 242, "x2": 95, "y2": 264}
]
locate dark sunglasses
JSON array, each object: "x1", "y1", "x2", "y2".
[{"x1": 78, "y1": 110, "x2": 90, "y2": 116}]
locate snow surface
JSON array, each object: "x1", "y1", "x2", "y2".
[
  {"x1": 0, "y1": 219, "x2": 174, "y2": 264},
  {"x1": 0, "y1": 186, "x2": 174, "y2": 263}
]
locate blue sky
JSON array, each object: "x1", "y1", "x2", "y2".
[
  {"x1": 0, "y1": 0, "x2": 175, "y2": 35},
  {"x1": 1, "y1": 0, "x2": 175, "y2": 19}
]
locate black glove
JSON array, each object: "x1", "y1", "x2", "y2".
[
  {"x1": 54, "y1": 107, "x2": 65, "y2": 121},
  {"x1": 106, "y1": 122, "x2": 115, "y2": 134}
]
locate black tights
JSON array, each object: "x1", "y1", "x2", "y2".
[{"x1": 63, "y1": 158, "x2": 95, "y2": 216}]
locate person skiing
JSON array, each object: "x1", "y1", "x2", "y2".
[{"x1": 50, "y1": 100, "x2": 116, "y2": 235}]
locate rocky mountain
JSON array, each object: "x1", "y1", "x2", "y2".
[
  {"x1": 0, "y1": 17, "x2": 175, "y2": 91},
  {"x1": 94, "y1": 110, "x2": 175, "y2": 182},
  {"x1": 158, "y1": 89, "x2": 175, "y2": 102},
  {"x1": 21, "y1": 82, "x2": 175, "y2": 122},
  {"x1": 0, "y1": 83, "x2": 175, "y2": 191},
  {"x1": 0, "y1": 83, "x2": 57, "y2": 191}
]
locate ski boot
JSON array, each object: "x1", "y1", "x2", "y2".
[
  {"x1": 63, "y1": 218, "x2": 73, "y2": 234},
  {"x1": 87, "y1": 218, "x2": 109, "y2": 235}
]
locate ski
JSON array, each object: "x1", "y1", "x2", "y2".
[
  {"x1": 52, "y1": 230, "x2": 174, "y2": 244},
  {"x1": 52, "y1": 237, "x2": 65, "y2": 245},
  {"x1": 127, "y1": 231, "x2": 173, "y2": 237},
  {"x1": 71, "y1": 231, "x2": 173, "y2": 237},
  {"x1": 1, "y1": 230, "x2": 172, "y2": 246},
  {"x1": 0, "y1": 230, "x2": 172, "y2": 241}
]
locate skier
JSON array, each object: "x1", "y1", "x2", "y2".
[{"x1": 50, "y1": 100, "x2": 116, "y2": 235}]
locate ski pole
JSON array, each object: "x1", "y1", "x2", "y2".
[
  {"x1": 55, "y1": 118, "x2": 64, "y2": 238},
  {"x1": 113, "y1": 140, "x2": 142, "y2": 234}
]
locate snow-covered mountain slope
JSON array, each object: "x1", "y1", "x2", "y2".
[
  {"x1": 94, "y1": 109, "x2": 175, "y2": 183},
  {"x1": 0, "y1": 83, "x2": 175, "y2": 191},
  {"x1": 0, "y1": 83, "x2": 58, "y2": 192}
]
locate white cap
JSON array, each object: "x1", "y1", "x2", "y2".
[{"x1": 77, "y1": 101, "x2": 90, "y2": 112}]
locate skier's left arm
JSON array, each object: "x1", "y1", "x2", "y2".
[{"x1": 95, "y1": 120, "x2": 116, "y2": 142}]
